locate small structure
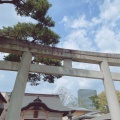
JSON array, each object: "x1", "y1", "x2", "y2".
[
  {"x1": 1, "y1": 93, "x2": 74, "y2": 120},
  {"x1": 63, "y1": 107, "x2": 92, "y2": 120},
  {"x1": 72, "y1": 111, "x2": 101, "y2": 120},
  {"x1": 68, "y1": 107, "x2": 92, "y2": 117}
]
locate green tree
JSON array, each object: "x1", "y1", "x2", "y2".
[
  {"x1": 90, "y1": 91, "x2": 120, "y2": 113},
  {"x1": 0, "y1": 0, "x2": 61, "y2": 85}
]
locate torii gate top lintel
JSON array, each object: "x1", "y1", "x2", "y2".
[{"x1": 0, "y1": 37, "x2": 120, "y2": 66}]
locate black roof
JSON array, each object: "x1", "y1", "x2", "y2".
[{"x1": 0, "y1": 93, "x2": 7, "y2": 103}]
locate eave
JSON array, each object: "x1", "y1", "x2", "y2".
[{"x1": 0, "y1": 93, "x2": 7, "y2": 103}]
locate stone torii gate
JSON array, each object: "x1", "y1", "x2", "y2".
[{"x1": 0, "y1": 39, "x2": 120, "y2": 120}]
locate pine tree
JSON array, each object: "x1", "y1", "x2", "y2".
[{"x1": 0, "y1": 0, "x2": 61, "y2": 85}]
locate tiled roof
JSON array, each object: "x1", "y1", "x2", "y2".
[
  {"x1": 72, "y1": 110, "x2": 101, "y2": 120},
  {"x1": 90, "y1": 113, "x2": 111, "y2": 120},
  {"x1": 68, "y1": 106, "x2": 92, "y2": 111},
  {"x1": 22, "y1": 93, "x2": 74, "y2": 112},
  {"x1": 4, "y1": 92, "x2": 74, "y2": 112}
]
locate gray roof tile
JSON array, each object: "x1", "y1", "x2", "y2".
[{"x1": 22, "y1": 93, "x2": 73, "y2": 112}]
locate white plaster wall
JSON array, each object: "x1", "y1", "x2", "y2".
[
  {"x1": 20, "y1": 110, "x2": 46, "y2": 120},
  {"x1": 48, "y1": 116, "x2": 61, "y2": 120},
  {"x1": 63, "y1": 116, "x2": 68, "y2": 120},
  {"x1": 20, "y1": 110, "x2": 63, "y2": 120},
  {"x1": 48, "y1": 112, "x2": 62, "y2": 120},
  {"x1": 48, "y1": 112, "x2": 62, "y2": 117}
]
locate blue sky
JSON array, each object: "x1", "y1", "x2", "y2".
[{"x1": 0, "y1": 0, "x2": 120, "y2": 97}]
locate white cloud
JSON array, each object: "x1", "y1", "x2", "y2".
[
  {"x1": 93, "y1": 0, "x2": 120, "y2": 53},
  {"x1": 26, "y1": 76, "x2": 104, "y2": 97},
  {"x1": 26, "y1": 84, "x2": 54, "y2": 94},
  {"x1": 0, "y1": 4, "x2": 36, "y2": 29},
  {"x1": 52, "y1": 77, "x2": 104, "y2": 96},
  {"x1": 95, "y1": 27, "x2": 120, "y2": 53},
  {"x1": 71, "y1": 15, "x2": 90, "y2": 29},
  {"x1": 91, "y1": 17, "x2": 101, "y2": 25},
  {"x1": 61, "y1": 15, "x2": 94, "y2": 29},
  {"x1": 25, "y1": 77, "x2": 80, "y2": 96},
  {"x1": 61, "y1": 29, "x2": 95, "y2": 51},
  {"x1": 60, "y1": 16, "x2": 69, "y2": 27},
  {"x1": 100, "y1": 0, "x2": 120, "y2": 25},
  {"x1": 61, "y1": 16, "x2": 68, "y2": 23},
  {"x1": 72, "y1": 62, "x2": 100, "y2": 71}
]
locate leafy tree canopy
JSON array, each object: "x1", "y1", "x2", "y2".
[
  {"x1": 90, "y1": 91, "x2": 120, "y2": 113},
  {"x1": 0, "y1": 0, "x2": 61, "y2": 85}
]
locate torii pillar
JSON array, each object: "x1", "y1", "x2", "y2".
[
  {"x1": 5, "y1": 51, "x2": 32, "y2": 120},
  {"x1": 100, "y1": 61, "x2": 120, "y2": 120}
]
